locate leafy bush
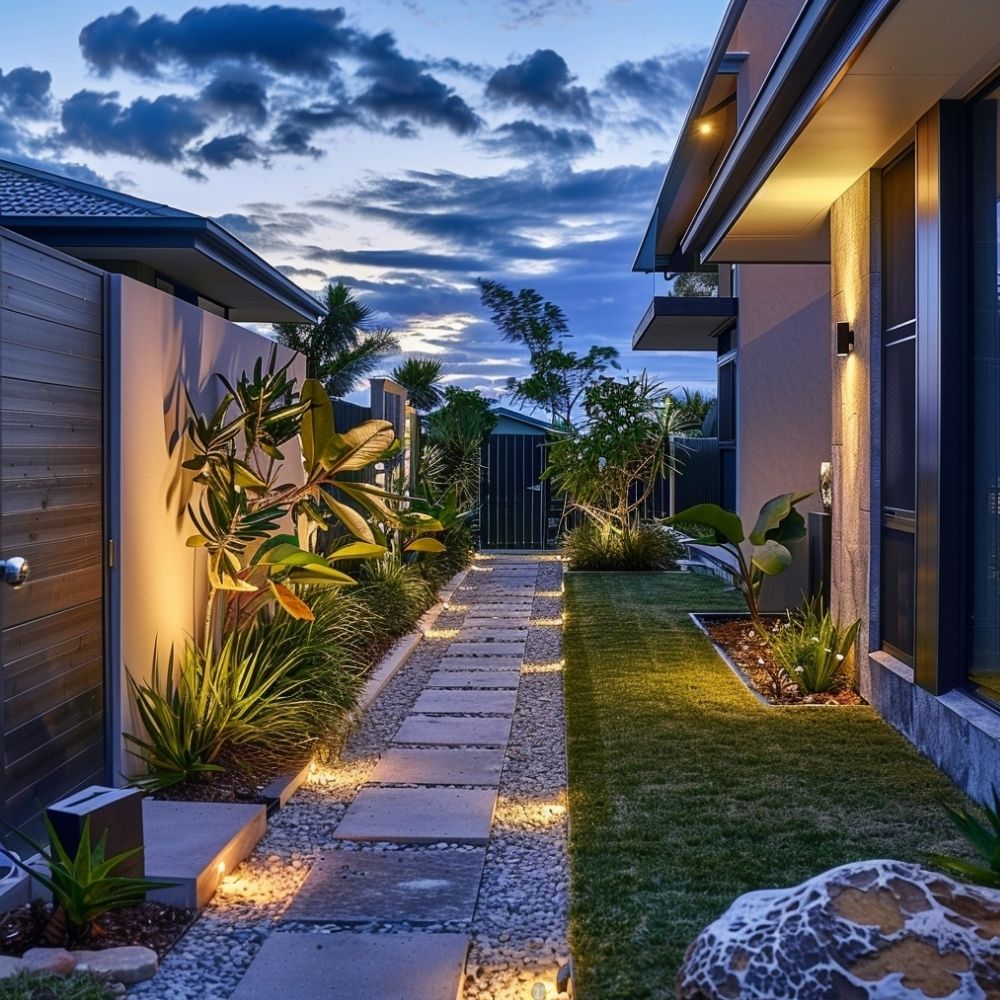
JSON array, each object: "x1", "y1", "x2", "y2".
[
  {"x1": 927, "y1": 790, "x2": 1000, "y2": 889},
  {"x1": 564, "y1": 521, "x2": 684, "y2": 572},
  {"x1": 127, "y1": 634, "x2": 321, "y2": 791},
  {"x1": 0, "y1": 971, "x2": 117, "y2": 1000},
  {"x1": 769, "y1": 596, "x2": 861, "y2": 693},
  {"x1": 4, "y1": 816, "x2": 174, "y2": 945},
  {"x1": 418, "y1": 520, "x2": 476, "y2": 589},
  {"x1": 355, "y1": 556, "x2": 436, "y2": 638}
]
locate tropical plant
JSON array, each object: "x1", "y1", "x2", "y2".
[
  {"x1": 670, "y1": 388, "x2": 716, "y2": 431},
  {"x1": 183, "y1": 352, "x2": 413, "y2": 644},
  {"x1": 2, "y1": 816, "x2": 174, "y2": 945},
  {"x1": 354, "y1": 554, "x2": 436, "y2": 638},
  {"x1": 927, "y1": 789, "x2": 1000, "y2": 889},
  {"x1": 126, "y1": 633, "x2": 324, "y2": 791},
  {"x1": 422, "y1": 386, "x2": 497, "y2": 511},
  {"x1": 665, "y1": 492, "x2": 813, "y2": 624},
  {"x1": 545, "y1": 375, "x2": 694, "y2": 531},
  {"x1": 273, "y1": 281, "x2": 399, "y2": 397},
  {"x1": 670, "y1": 270, "x2": 718, "y2": 297},
  {"x1": 391, "y1": 357, "x2": 445, "y2": 412},
  {"x1": 563, "y1": 519, "x2": 685, "y2": 572},
  {"x1": 478, "y1": 279, "x2": 619, "y2": 426},
  {"x1": 769, "y1": 595, "x2": 861, "y2": 693}
]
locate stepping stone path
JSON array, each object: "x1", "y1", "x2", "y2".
[{"x1": 222, "y1": 555, "x2": 568, "y2": 1000}]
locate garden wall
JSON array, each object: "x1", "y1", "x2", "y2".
[{"x1": 107, "y1": 276, "x2": 305, "y2": 776}]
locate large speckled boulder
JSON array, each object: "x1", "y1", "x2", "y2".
[{"x1": 676, "y1": 860, "x2": 1000, "y2": 999}]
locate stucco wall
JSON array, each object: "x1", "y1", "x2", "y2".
[
  {"x1": 736, "y1": 263, "x2": 831, "y2": 611},
  {"x1": 731, "y1": 0, "x2": 806, "y2": 115},
  {"x1": 829, "y1": 171, "x2": 881, "y2": 693},
  {"x1": 107, "y1": 275, "x2": 305, "y2": 775}
]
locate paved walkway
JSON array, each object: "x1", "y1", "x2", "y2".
[{"x1": 223, "y1": 555, "x2": 567, "y2": 1000}]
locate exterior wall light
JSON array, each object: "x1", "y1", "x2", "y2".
[
  {"x1": 835, "y1": 321, "x2": 854, "y2": 356},
  {"x1": 697, "y1": 121, "x2": 713, "y2": 135}
]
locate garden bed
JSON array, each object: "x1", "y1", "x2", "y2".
[
  {"x1": 0, "y1": 901, "x2": 194, "y2": 959},
  {"x1": 694, "y1": 612, "x2": 862, "y2": 706},
  {"x1": 151, "y1": 748, "x2": 307, "y2": 806}
]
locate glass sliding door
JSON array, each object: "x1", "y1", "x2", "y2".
[
  {"x1": 968, "y1": 87, "x2": 1000, "y2": 699},
  {"x1": 881, "y1": 150, "x2": 917, "y2": 662}
]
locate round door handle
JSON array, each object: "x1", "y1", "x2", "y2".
[{"x1": 0, "y1": 557, "x2": 29, "y2": 588}]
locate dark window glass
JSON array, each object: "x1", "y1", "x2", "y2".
[
  {"x1": 717, "y1": 358, "x2": 736, "y2": 443},
  {"x1": 968, "y1": 90, "x2": 1000, "y2": 699},
  {"x1": 720, "y1": 446, "x2": 737, "y2": 512},
  {"x1": 881, "y1": 150, "x2": 916, "y2": 660},
  {"x1": 882, "y1": 526, "x2": 916, "y2": 657}
]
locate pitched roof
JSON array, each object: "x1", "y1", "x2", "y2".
[{"x1": 0, "y1": 159, "x2": 197, "y2": 219}]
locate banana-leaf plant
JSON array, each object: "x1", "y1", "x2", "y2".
[
  {"x1": 664, "y1": 491, "x2": 813, "y2": 624},
  {"x1": 182, "y1": 350, "x2": 423, "y2": 645}
]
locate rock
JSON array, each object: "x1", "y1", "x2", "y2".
[
  {"x1": 0, "y1": 955, "x2": 24, "y2": 980},
  {"x1": 22, "y1": 947, "x2": 77, "y2": 975},
  {"x1": 72, "y1": 945, "x2": 159, "y2": 984},
  {"x1": 676, "y1": 860, "x2": 1000, "y2": 999}
]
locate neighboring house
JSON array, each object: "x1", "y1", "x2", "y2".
[
  {"x1": 633, "y1": 0, "x2": 832, "y2": 611},
  {"x1": 643, "y1": 0, "x2": 1000, "y2": 804},
  {"x1": 0, "y1": 159, "x2": 318, "y2": 829}
]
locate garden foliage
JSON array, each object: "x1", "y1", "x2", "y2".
[{"x1": 769, "y1": 595, "x2": 861, "y2": 693}]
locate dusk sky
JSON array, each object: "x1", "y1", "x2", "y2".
[{"x1": 0, "y1": 0, "x2": 724, "y2": 407}]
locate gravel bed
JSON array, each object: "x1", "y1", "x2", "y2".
[{"x1": 130, "y1": 557, "x2": 570, "y2": 1000}]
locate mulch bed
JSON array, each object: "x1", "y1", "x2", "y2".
[
  {"x1": 0, "y1": 900, "x2": 195, "y2": 959},
  {"x1": 152, "y1": 747, "x2": 309, "y2": 805},
  {"x1": 701, "y1": 615, "x2": 862, "y2": 706}
]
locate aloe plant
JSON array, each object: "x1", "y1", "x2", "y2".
[
  {"x1": 665, "y1": 492, "x2": 813, "y2": 623},
  {"x1": 3, "y1": 816, "x2": 175, "y2": 944},
  {"x1": 927, "y1": 791, "x2": 1000, "y2": 889}
]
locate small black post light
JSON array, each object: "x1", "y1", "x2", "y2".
[{"x1": 835, "y1": 321, "x2": 854, "y2": 357}]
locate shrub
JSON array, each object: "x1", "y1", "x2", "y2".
[
  {"x1": 419, "y1": 520, "x2": 476, "y2": 589},
  {"x1": 564, "y1": 520, "x2": 684, "y2": 572},
  {"x1": 4, "y1": 816, "x2": 174, "y2": 945},
  {"x1": 769, "y1": 596, "x2": 861, "y2": 693},
  {"x1": 354, "y1": 555, "x2": 436, "y2": 638}
]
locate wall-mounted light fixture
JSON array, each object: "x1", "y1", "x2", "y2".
[{"x1": 835, "y1": 321, "x2": 854, "y2": 357}]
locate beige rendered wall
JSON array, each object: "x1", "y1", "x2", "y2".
[
  {"x1": 829, "y1": 171, "x2": 880, "y2": 694},
  {"x1": 731, "y1": 0, "x2": 805, "y2": 115},
  {"x1": 736, "y1": 263, "x2": 831, "y2": 611},
  {"x1": 108, "y1": 275, "x2": 306, "y2": 775}
]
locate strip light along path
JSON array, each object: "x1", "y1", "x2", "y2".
[{"x1": 196, "y1": 554, "x2": 569, "y2": 1000}]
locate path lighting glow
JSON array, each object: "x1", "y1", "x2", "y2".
[
  {"x1": 531, "y1": 983, "x2": 547, "y2": 1000},
  {"x1": 216, "y1": 861, "x2": 226, "y2": 876},
  {"x1": 836, "y1": 321, "x2": 855, "y2": 356}
]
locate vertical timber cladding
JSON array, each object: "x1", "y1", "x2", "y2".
[
  {"x1": 480, "y1": 434, "x2": 549, "y2": 549},
  {"x1": 0, "y1": 232, "x2": 106, "y2": 830}
]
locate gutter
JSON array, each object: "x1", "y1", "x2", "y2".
[{"x1": 682, "y1": 0, "x2": 900, "y2": 262}]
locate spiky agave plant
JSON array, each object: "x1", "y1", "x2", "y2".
[{"x1": 927, "y1": 790, "x2": 1000, "y2": 889}]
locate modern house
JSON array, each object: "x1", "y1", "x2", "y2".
[
  {"x1": 639, "y1": 0, "x2": 1000, "y2": 803},
  {"x1": 0, "y1": 159, "x2": 318, "y2": 830}
]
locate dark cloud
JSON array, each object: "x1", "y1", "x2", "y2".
[
  {"x1": 201, "y1": 73, "x2": 269, "y2": 125},
  {"x1": 196, "y1": 132, "x2": 260, "y2": 167},
  {"x1": 354, "y1": 32, "x2": 481, "y2": 135},
  {"x1": 604, "y1": 50, "x2": 705, "y2": 105},
  {"x1": 500, "y1": 0, "x2": 590, "y2": 26},
  {"x1": 486, "y1": 50, "x2": 592, "y2": 121},
  {"x1": 59, "y1": 90, "x2": 207, "y2": 163},
  {"x1": 270, "y1": 101, "x2": 360, "y2": 155},
  {"x1": 485, "y1": 120, "x2": 594, "y2": 159},
  {"x1": 304, "y1": 246, "x2": 492, "y2": 273},
  {"x1": 0, "y1": 66, "x2": 52, "y2": 119},
  {"x1": 78, "y1": 5, "x2": 356, "y2": 78}
]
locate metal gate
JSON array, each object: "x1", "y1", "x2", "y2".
[
  {"x1": 479, "y1": 434, "x2": 551, "y2": 550},
  {"x1": 0, "y1": 231, "x2": 106, "y2": 831}
]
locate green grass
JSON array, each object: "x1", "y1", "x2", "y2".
[
  {"x1": 0, "y1": 972, "x2": 117, "y2": 1000},
  {"x1": 563, "y1": 572, "x2": 973, "y2": 1000}
]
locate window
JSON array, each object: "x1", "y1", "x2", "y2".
[
  {"x1": 968, "y1": 86, "x2": 1000, "y2": 699},
  {"x1": 880, "y1": 150, "x2": 916, "y2": 662},
  {"x1": 717, "y1": 332, "x2": 737, "y2": 511}
]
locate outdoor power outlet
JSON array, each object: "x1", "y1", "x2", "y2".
[{"x1": 46, "y1": 786, "x2": 145, "y2": 879}]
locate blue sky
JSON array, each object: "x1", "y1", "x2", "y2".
[{"x1": 0, "y1": 0, "x2": 725, "y2": 406}]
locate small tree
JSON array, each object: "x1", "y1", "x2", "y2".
[
  {"x1": 273, "y1": 282, "x2": 399, "y2": 398},
  {"x1": 670, "y1": 271, "x2": 718, "y2": 297},
  {"x1": 392, "y1": 357, "x2": 444, "y2": 413},
  {"x1": 544, "y1": 375, "x2": 692, "y2": 531},
  {"x1": 478, "y1": 279, "x2": 619, "y2": 426}
]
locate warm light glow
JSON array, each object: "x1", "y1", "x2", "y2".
[
  {"x1": 697, "y1": 121, "x2": 713, "y2": 135},
  {"x1": 536, "y1": 590, "x2": 562, "y2": 598},
  {"x1": 425, "y1": 628, "x2": 460, "y2": 639},
  {"x1": 530, "y1": 617, "x2": 564, "y2": 627},
  {"x1": 216, "y1": 861, "x2": 226, "y2": 876},
  {"x1": 521, "y1": 660, "x2": 564, "y2": 674}
]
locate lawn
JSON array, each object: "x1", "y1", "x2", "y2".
[{"x1": 563, "y1": 572, "x2": 973, "y2": 1000}]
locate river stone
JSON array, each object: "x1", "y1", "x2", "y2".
[
  {"x1": 73, "y1": 946, "x2": 159, "y2": 984},
  {"x1": 22, "y1": 948, "x2": 77, "y2": 976},
  {"x1": 0, "y1": 956, "x2": 23, "y2": 979},
  {"x1": 676, "y1": 860, "x2": 1000, "y2": 1000}
]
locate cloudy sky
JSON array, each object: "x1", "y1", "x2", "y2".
[{"x1": 0, "y1": 0, "x2": 724, "y2": 407}]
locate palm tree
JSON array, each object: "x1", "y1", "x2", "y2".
[
  {"x1": 273, "y1": 282, "x2": 399, "y2": 398},
  {"x1": 391, "y1": 357, "x2": 445, "y2": 412}
]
